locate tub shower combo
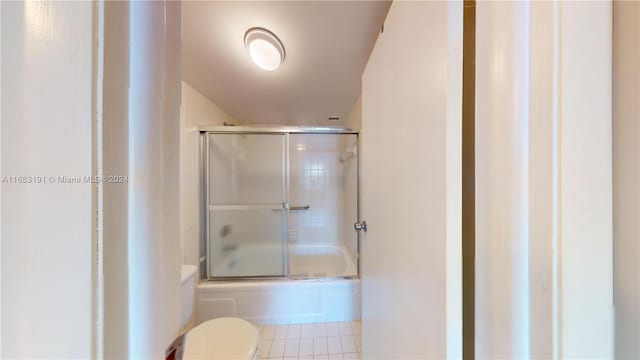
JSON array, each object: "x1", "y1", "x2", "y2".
[{"x1": 196, "y1": 126, "x2": 361, "y2": 325}]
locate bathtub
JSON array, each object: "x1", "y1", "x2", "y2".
[{"x1": 197, "y1": 243, "x2": 360, "y2": 325}]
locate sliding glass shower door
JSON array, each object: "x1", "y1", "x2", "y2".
[
  {"x1": 205, "y1": 130, "x2": 359, "y2": 280},
  {"x1": 206, "y1": 133, "x2": 287, "y2": 278}
]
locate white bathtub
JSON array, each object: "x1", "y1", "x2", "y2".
[
  {"x1": 198, "y1": 243, "x2": 360, "y2": 325},
  {"x1": 196, "y1": 278, "x2": 360, "y2": 325}
]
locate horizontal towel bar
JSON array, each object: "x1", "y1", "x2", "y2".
[{"x1": 289, "y1": 205, "x2": 310, "y2": 211}]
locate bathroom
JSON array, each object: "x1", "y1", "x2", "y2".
[
  {"x1": 177, "y1": 1, "x2": 384, "y2": 358},
  {"x1": 2, "y1": 0, "x2": 637, "y2": 359}
]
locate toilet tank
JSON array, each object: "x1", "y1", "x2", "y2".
[{"x1": 180, "y1": 265, "x2": 198, "y2": 329}]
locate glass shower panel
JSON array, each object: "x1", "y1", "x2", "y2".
[
  {"x1": 208, "y1": 133, "x2": 285, "y2": 204},
  {"x1": 207, "y1": 133, "x2": 286, "y2": 278},
  {"x1": 288, "y1": 134, "x2": 358, "y2": 278}
]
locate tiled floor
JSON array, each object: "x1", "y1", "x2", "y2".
[{"x1": 255, "y1": 321, "x2": 362, "y2": 360}]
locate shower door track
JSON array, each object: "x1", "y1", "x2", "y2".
[{"x1": 198, "y1": 125, "x2": 359, "y2": 135}]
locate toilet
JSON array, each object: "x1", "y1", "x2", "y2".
[{"x1": 180, "y1": 265, "x2": 260, "y2": 359}]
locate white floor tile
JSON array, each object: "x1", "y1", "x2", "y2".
[
  {"x1": 350, "y1": 321, "x2": 361, "y2": 336},
  {"x1": 300, "y1": 338, "x2": 314, "y2": 357},
  {"x1": 326, "y1": 322, "x2": 340, "y2": 336},
  {"x1": 283, "y1": 338, "x2": 300, "y2": 358},
  {"x1": 259, "y1": 340, "x2": 272, "y2": 359},
  {"x1": 353, "y1": 335, "x2": 361, "y2": 352},
  {"x1": 314, "y1": 336, "x2": 328, "y2": 355},
  {"x1": 262, "y1": 325, "x2": 277, "y2": 340},
  {"x1": 260, "y1": 321, "x2": 362, "y2": 360},
  {"x1": 327, "y1": 336, "x2": 342, "y2": 354},
  {"x1": 269, "y1": 339, "x2": 286, "y2": 358},
  {"x1": 287, "y1": 324, "x2": 301, "y2": 339},
  {"x1": 301, "y1": 323, "x2": 315, "y2": 338},
  {"x1": 340, "y1": 336, "x2": 356, "y2": 353},
  {"x1": 314, "y1": 323, "x2": 327, "y2": 337},
  {"x1": 275, "y1": 325, "x2": 289, "y2": 339},
  {"x1": 338, "y1": 322, "x2": 353, "y2": 335}
]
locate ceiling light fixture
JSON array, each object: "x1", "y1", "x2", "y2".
[{"x1": 244, "y1": 27, "x2": 285, "y2": 71}]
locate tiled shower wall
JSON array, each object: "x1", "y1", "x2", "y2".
[{"x1": 289, "y1": 134, "x2": 346, "y2": 246}]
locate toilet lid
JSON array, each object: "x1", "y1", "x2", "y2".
[{"x1": 183, "y1": 318, "x2": 259, "y2": 360}]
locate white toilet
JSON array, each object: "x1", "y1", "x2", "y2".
[{"x1": 180, "y1": 265, "x2": 260, "y2": 359}]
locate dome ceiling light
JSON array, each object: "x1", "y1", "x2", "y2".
[{"x1": 244, "y1": 27, "x2": 286, "y2": 71}]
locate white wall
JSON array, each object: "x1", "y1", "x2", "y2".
[
  {"x1": 1, "y1": 1, "x2": 95, "y2": 357},
  {"x1": 613, "y1": 1, "x2": 640, "y2": 358},
  {"x1": 127, "y1": 1, "x2": 182, "y2": 357},
  {"x1": 180, "y1": 82, "x2": 238, "y2": 268},
  {"x1": 558, "y1": 3, "x2": 613, "y2": 356},
  {"x1": 343, "y1": 96, "x2": 362, "y2": 130},
  {"x1": 475, "y1": 1, "x2": 613, "y2": 357}
]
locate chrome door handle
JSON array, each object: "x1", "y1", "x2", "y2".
[{"x1": 354, "y1": 221, "x2": 367, "y2": 232}]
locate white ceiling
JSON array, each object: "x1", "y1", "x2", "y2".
[{"x1": 182, "y1": 1, "x2": 391, "y2": 126}]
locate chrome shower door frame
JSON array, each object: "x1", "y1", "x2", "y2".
[{"x1": 200, "y1": 126, "x2": 360, "y2": 281}]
